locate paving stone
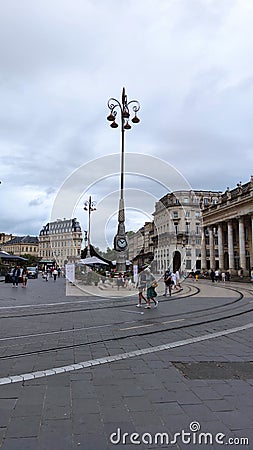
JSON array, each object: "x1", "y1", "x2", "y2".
[
  {"x1": 123, "y1": 397, "x2": 153, "y2": 412},
  {"x1": 214, "y1": 410, "x2": 253, "y2": 430},
  {"x1": 42, "y1": 405, "x2": 71, "y2": 420},
  {"x1": 74, "y1": 400, "x2": 100, "y2": 417},
  {"x1": 100, "y1": 405, "x2": 131, "y2": 423},
  {"x1": 37, "y1": 432, "x2": 73, "y2": 450},
  {"x1": 1, "y1": 437, "x2": 38, "y2": 450},
  {"x1": 0, "y1": 399, "x2": 17, "y2": 426},
  {"x1": 5, "y1": 416, "x2": 41, "y2": 438},
  {"x1": 73, "y1": 432, "x2": 108, "y2": 450}
]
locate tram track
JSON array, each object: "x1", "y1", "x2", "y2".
[
  {"x1": 0, "y1": 283, "x2": 198, "y2": 318},
  {"x1": 0, "y1": 283, "x2": 252, "y2": 361}
]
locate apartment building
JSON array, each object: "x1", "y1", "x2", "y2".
[{"x1": 38, "y1": 218, "x2": 82, "y2": 268}]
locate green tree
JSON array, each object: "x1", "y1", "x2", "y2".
[{"x1": 22, "y1": 254, "x2": 39, "y2": 266}]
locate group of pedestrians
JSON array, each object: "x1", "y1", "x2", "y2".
[
  {"x1": 11, "y1": 265, "x2": 28, "y2": 288},
  {"x1": 136, "y1": 267, "x2": 181, "y2": 309},
  {"x1": 210, "y1": 269, "x2": 230, "y2": 283},
  {"x1": 42, "y1": 267, "x2": 61, "y2": 281},
  {"x1": 163, "y1": 269, "x2": 180, "y2": 296}
]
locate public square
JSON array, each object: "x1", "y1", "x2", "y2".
[{"x1": 0, "y1": 276, "x2": 252, "y2": 449}]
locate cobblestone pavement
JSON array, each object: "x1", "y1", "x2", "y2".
[{"x1": 0, "y1": 277, "x2": 252, "y2": 449}]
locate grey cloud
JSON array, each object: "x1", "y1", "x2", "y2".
[{"x1": 0, "y1": 0, "x2": 252, "y2": 244}]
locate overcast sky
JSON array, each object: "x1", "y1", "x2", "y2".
[{"x1": 0, "y1": 0, "x2": 252, "y2": 249}]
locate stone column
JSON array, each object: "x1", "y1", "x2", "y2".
[
  {"x1": 238, "y1": 216, "x2": 246, "y2": 270},
  {"x1": 250, "y1": 215, "x2": 253, "y2": 271},
  {"x1": 227, "y1": 220, "x2": 235, "y2": 271},
  {"x1": 201, "y1": 227, "x2": 206, "y2": 269},
  {"x1": 218, "y1": 223, "x2": 224, "y2": 270},
  {"x1": 209, "y1": 226, "x2": 215, "y2": 270}
]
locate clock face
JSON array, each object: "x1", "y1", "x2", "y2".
[{"x1": 117, "y1": 237, "x2": 127, "y2": 249}]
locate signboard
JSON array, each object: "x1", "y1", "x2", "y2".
[
  {"x1": 133, "y1": 264, "x2": 138, "y2": 284},
  {"x1": 65, "y1": 263, "x2": 75, "y2": 283}
]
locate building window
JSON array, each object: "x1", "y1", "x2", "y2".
[
  {"x1": 186, "y1": 260, "x2": 192, "y2": 269},
  {"x1": 173, "y1": 211, "x2": 178, "y2": 219},
  {"x1": 185, "y1": 211, "x2": 190, "y2": 218},
  {"x1": 186, "y1": 249, "x2": 191, "y2": 256},
  {"x1": 196, "y1": 223, "x2": 201, "y2": 235},
  {"x1": 186, "y1": 222, "x2": 190, "y2": 234},
  {"x1": 184, "y1": 198, "x2": 189, "y2": 204},
  {"x1": 203, "y1": 197, "x2": 209, "y2": 205},
  {"x1": 174, "y1": 223, "x2": 179, "y2": 234}
]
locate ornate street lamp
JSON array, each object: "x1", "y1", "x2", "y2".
[
  {"x1": 107, "y1": 87, "x2": 140, "y2": 273},
  {"x1": 84, "y1": 196, "x2": 96, "y2": 258}
]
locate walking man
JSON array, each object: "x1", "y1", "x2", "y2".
[{"x1": 12, "y1": 266, "x2": 20, "y2": 287}]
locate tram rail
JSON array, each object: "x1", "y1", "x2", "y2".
[{"x1": 0, "y1": 283, "x2": 252, "y2": 361}]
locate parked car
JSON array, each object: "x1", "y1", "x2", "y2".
[
  {"x1": 5, "y1": 268, "x2": 23, "y2": 283},
  {"x1": 26, "y1": 267, "x2": 38, "y2": 279}
]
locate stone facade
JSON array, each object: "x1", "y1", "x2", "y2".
[
  {"x1": 39, "y1": 218, "x2": 82, "y2": 268},
  {"x1": 0, "y1": 233, "x2": 13, "y2": 248},
  {"x1": 153, "y1": 190, "x2": 221, "y2": 274},
  {"x1": 2, "y1": 235, "x2": 38, "y2": 257},
  {"x1": 127, "y1": 222, "x2": 155, "y2": 268},
  {"x1": 201, "y1": 177, "x2": 253, "y2": 275}
]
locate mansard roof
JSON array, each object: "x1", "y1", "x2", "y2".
[{"x1": 3, "y1": 235, "x2": 38, "y2": 245}]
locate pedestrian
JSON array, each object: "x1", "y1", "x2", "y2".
[
  {"x1": 22, "y1": 267, "x2": 28, "y2": 288},
  {"x1": 210, "y1": 269, "x2": 215, "y2": 283},
  {"x1": 117, "y1": 273, "x2": 124, "y2": 290},
  {"x1": 171, "y1": 271, "x2": 179, "y2": 290},
  {"x1": 136, "y1": 269, "x2": 147, "y2": 307},
  {"x1": 215, "y1": 269, "x2": 220, "y2": 282},
  {"x1": 221, "y1": 271, "x2": 226, "y2": 283},
  {"x1": 42, "y1": 271, "x2": 49, "y2": 281},
  {"x1": 53, "y1": 268, "x2": 58, "y2": 281},
  {"x1": 12, "y1": 265, "x2": 20, "y2": 287},
  {"x1": 163, "y1": 269, "x2": 173, "y2": 296},
  {"x1": 163, "y1": 268, "x2": 171, "y2": 296},
  {"x1": 144, "y1": 268, "x2": 158, "y2": 309},
  {"x1": 57, "y1": 267, "x2": 61, "y2": 278},
  {"x1": 176, "y1": 269, "x2": 181, "y2": 288}
]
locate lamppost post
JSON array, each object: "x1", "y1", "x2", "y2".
[
  {"x1": 107, "y1": 87, "x2": 140, "y2": 273},
  {"x1": 84, "y1": 196, "x2": 96, "y2": 258}
]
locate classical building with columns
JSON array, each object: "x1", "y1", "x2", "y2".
[{"x1": 201, "y1": 177, "x2": 253, "y2": 275}]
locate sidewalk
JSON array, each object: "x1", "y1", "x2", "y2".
[{"x1": 0, "y1": 280, "x2": 252, "y2": 449}]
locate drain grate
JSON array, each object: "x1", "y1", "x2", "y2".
[{"x1": 172, "y1": 361, "x2": 253, "y2": 380}]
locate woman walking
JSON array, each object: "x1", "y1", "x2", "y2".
[
  {"x1": 22, "y1": 267, "x2": 28, "y2": 288},
  {"x1": 136, "y1": 269, "x2": 147, "y2": 307},
  {"x1": 144, "y1": 268, "x2": 158, "y2": 309}
]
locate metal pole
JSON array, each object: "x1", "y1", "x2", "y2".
[
  {"x1": 107, "y1": 88, "x2": 140, "y2": 273},
  {"x1": 87, "y1": 196, "x2": 91, "y2": 258}
]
